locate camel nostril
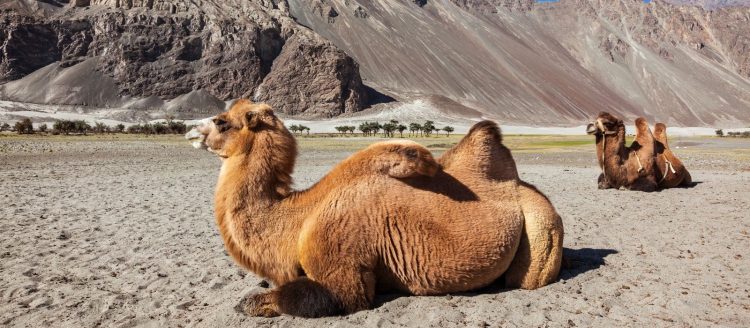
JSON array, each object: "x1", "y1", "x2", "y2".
[{"x1": 185, "y1": 127, "x2": 203, "y2": 141}]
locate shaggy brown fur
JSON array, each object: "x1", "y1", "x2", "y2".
[
  {"x1": 437, "y1": 121, "x2": 563, "y2": 290},
  {"x1": 586, "y1": 112, "x2": 657, "y2": 192},
  {"x1": 653, "y1": 123, "x2": 692, "y2": 188},
  {"x1": 187, "y1": 100, "x2": 562, "y2": 317}
]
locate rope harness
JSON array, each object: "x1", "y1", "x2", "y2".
[
  {"x1": 658, "y1": 157, "x2": 677, "y2": 184},
  {"x1": 598, "y1": 130, "x2": 618, "y2": 182},
  {"x1": 634, "y1": 153, "x2": 644, "y2": 173}
]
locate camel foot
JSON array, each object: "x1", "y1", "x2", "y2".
[
  {"x1": 236, "y1": 278, "x2": 344, "y2": 318},
  {"x1": 237, "y1": 291, "x2": 280, "y2": 317}
]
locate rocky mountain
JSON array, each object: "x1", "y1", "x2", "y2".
[
  {"x1": 290, "y1": 0, "x2": 750, "y2": 126},
  {"x1": 1, "y1": 0, "x2": 749, "y2": 126},
  {"x1": 0, "y1": 0, "x2": 367, "y2": 118},
  {"x1": 665, "y1": 0, "x2": 750, "y2": 10}
]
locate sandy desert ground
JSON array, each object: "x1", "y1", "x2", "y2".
[{"x1": 1, "y1": 133, "x2": 749, "y2": 327}]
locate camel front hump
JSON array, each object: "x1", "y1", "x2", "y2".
[{"x1": 297, "y1": 177, "x2": 525, "y2": 297}]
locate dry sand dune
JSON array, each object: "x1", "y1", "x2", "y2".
[{"x1": 1, "y1": 135, "x2": 749, "y2": 327}]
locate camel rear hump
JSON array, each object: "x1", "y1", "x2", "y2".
[{"x1": 438, "y1": 120, "x2": 518, "y2": 181}]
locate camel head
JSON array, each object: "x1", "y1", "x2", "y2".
[
  {"x1": 586, "y1": 112, "x2": 622, "y2": 136},
  {"x1": 185, "y1": 99, "x2": 291, "y2": 159},
  {"x1": 653, "y1": 123, "x2": 667, "y2": 137}
]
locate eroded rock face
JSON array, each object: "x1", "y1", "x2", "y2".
[
  {"x1": 255, "y1": 32, "x2": 366, "y2": 117},
  {"x1": 0, "y1": 0, "x2": 367, "y2": 118}
]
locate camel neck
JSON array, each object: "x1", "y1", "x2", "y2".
[
  {"x1": 597, "y1": 127, "x2": 627, "y2": 167},
  {"x1": 213, "y1": 132, "x2": 302, "y2": 284}
]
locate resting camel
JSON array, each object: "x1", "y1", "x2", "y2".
[
  {"x1": 186, "y1": 99, "x2": 563, "y2": 317},
  {"x1": 653, "y1": 123, "x2": 692, "y2": 188},
  {"x1": 586, "y1": 112, "x2": 657, "y2": 191}
]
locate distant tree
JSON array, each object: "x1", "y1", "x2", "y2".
[
  {"x1": 382, "y1": 122, "x2": 397, "y2": 137},
  {"x1": 715, "y1": 129, "x2": 724, "y2": 137},
  {"x1": 442, "y1": 126, "x2": 454, "y2": 137},
  {"x1": 153, "y1": 122, "x2": 169, "y2": 134},
  {"x1": 114, "y1": 124, "x2": 126, "y2": 133},
  {"x1": 53, "y1": 120, "x2": 79, "y2": 134},
  {"x1": 167, "y1": 121, "x2": 187, "y2": 134},
  {"x1": 359, "y1": 122, "x2": 383, "y2": 137},
  {"x1": 127, "y1": 124, "x2": 142, "y2": 134},
  {"x1": 335, "y1": 126, "x2": 348, "y2": 136},
  {"x1": 297, "y1": 125, "x2": 310, "y2": 135},
  {"x1": 0, "y1": 123, "x2": 10, "y2": 132},
  {"x1": 94, "y1": 122, "x2": 108, "y2": 134},
  {"x1": 397, "y1": 124, "x2": 407, "y2": 138},
  {"x1": 288, "y1": 124, "x2": 299, "y2": 134},
  {"x1": 15, "y1": 118, "x2": 34, "y2": 134},
  {"x1": 370, "y1": 122, "x2": 382, "y2": 136},
  {"x1": 409, "y1": 123, "x2": 421, "y2": 137},
  {"x1": 37, "y1": 123, "x2": 48, "y2": 133},
  {"x1": 73, "y1": 120, "x2": 91, "y2": 135},
  {"x1": 142, "y1": 123, "x2": 155, "y2": 135},
  {"x1": 358, "y1": 122, "x2": 370, "y2": 136},
  {"x1": 422, "y1": 121, "x2": 435, "y2": 137}
]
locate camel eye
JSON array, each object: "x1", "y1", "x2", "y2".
[{"x1": 213, "y1": 118, "x2": 231, "y2": 132}]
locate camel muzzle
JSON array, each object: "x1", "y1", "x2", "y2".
[
  {"x1": 185, "y1": 117, "x2": 213, "y2": 150},
  {"x1": 586, "y1": 123, "x2": 597, "y2": 135}
]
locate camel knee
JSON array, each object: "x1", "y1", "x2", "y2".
[{"x1": 317, "y1": 270, "x2": 376, "y2": 314}]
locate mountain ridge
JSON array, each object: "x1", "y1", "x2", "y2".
[{"x1": 1, "y1": 0, "x2": 749, "y2": 126}]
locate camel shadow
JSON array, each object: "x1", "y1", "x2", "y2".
[
  {"x1": 655, "y1": 180, "x2": 702, "y2": 191},
  {"x1": 559, "y1": 247, "x2": 618, "y2": 280},
  {"x1": 679, "y1": 181, "x2": 702, "y2": 189},
  {"x1": 371, "y1": 247, "x2": 618, "y2": 309},
  {"x1": 400, "y1": 171, "x2": 478, "y2": 201}
]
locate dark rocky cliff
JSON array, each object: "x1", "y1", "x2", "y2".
[{"x1": 0, "y1": 0, "x2": 367, "y2": 118}]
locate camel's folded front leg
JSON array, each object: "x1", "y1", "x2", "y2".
[
  {"x1": 597, "y1": 173, "x2": 613, "y2": 189},
  {"x1": 239, "y1": 277, "x2": 344, "y2": 318}
]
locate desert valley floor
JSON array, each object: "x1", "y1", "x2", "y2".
[{"x1": 1, "y1": 134, "x2": 749, "y2": 327}]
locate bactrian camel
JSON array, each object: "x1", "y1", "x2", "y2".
[
  {"x1": 586, "y1": 112, "x2": 691, "y2": 191},
  {"x1": 185, "y1": 99, "x2": 563, "y2": 317}
]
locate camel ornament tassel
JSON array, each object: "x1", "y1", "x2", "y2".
[{"x1": 186, "y1": 99, "x2": 563, "y2": 317}]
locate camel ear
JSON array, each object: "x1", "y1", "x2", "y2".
[{"x1": 245, "y1": 111, "x2": 260, "y2": 129}]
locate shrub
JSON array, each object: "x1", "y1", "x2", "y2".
[
  {"x1": 94, "y1": 122, "x2": 108, "y2": 134},
  {"x1": 15, "y1": 118, "x2": 34, "y2": 134},
  {"x1": 127, "y1": 124, "x2": 142, "y2": 134}
]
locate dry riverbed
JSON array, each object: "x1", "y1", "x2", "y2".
[{"x1": 1, "y1": 134, "x2": 749, "y2": 327}]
